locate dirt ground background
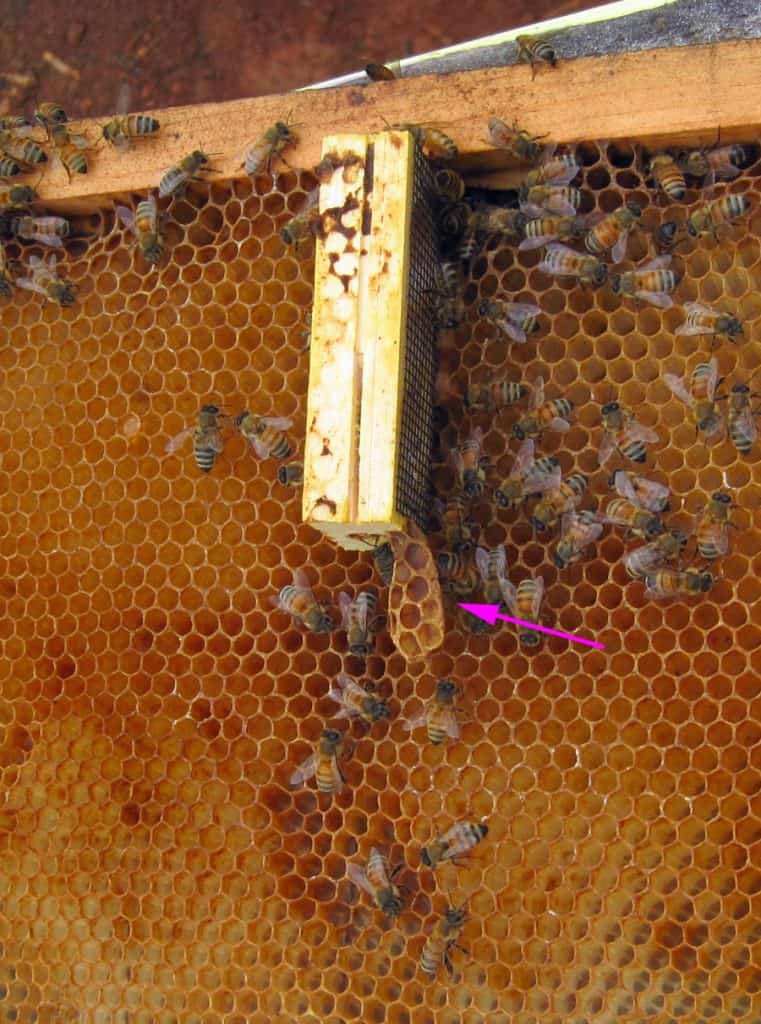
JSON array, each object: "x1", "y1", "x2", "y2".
[{"x1": 1, "y1": 0, "x2": 600, "y2": 119}]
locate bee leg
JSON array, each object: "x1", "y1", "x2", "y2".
[
  {"x1": 444, "y1": 952, "x2": 454, "y2": 975},
  {"x1": 451, "y1": 942, "x2": 469, "y2": 955}
]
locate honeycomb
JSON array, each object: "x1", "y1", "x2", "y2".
[{"x1": 0, "y1": 134, "x2": 759, "y2": 1024}]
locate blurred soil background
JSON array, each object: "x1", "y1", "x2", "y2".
[{"x1": 1, "y1": 0, "x2": 600, "y2": 120}]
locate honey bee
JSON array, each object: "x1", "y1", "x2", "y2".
[
  {"x1": 404, "y1": 678, "x2": 461, "y2": 745},
  {"x1": 675, "y1": 301, "x2": 743, "y2": 345},
  {"x1": 474, "y1": 546, "x2": 509, "y2": 606},
  {"x1": 397, "y1": 124, "x2": 457, "y2": 162},
  {"x1": 159, "y1": 150, "x2": 215, "y2": 198},
  {"x1": 437, "y1": 549, "x2": 479, "y2": 597},
  {"x1": 421, "y1": 907, "x2": 468, "y2": 978},
  {"x1": 513, "y1": 375, "x2": 574, "y2": 441},
  {"x1": 487, "y1": 118, "x2": 546, "y2": 162},
  {"x1": 609, "y1": 469, "x2": 670, "y2": 513},
  {"x1": 516, "y1": 34, "x2": 557, "y2": 75},
  {"x1": 235, "y1": 411, "x2": 293, "y2": 459},
  {"x1": 518, "y1": 215, "x2": 587, "y2": 251},
  {"x1": 522, "y1": 153, "x2": 579, "y2": 192},
  {"x1": 328, "y1": 673, "x2": 390, "y2": 725},
  {"x1": 280, "y1": 188, "x2": 320, "y2": 248},
  {"x1": 531, "y1": 473, "x2": 588, "y2": 532},
  {"x1": 654, "y1": 220, "x2": 680, "y2": 253},
  {"x1": 664, "y1": 358, "x2": 722, "y2": 437},
  {"x1": 165, "y1": 403, "x2": 228, "y2": 472},
  {"x1": 649, "y1": 153, "x2": 686, "y2": 200},
  {"x1": 696, "y1": 491, "x2": 735, "y2": 560},
  {"x1": 16, "y1": 253, "x2": 75, "y2": 306},
  {"x1": 538, "y1": 242, "x2": 607, "y2": 286},
  {"x1": 371, "y1": 540, "x2": 395, "y2": 585},
  {"x1": 680, "y1": 144, "x2": 746, "y2": 182},
  {"x1": 599, "y1": 401, "x2": 659, "y2": 465},
  {"x1": 451, "y1": 428, "x2": 487, "y2": 498},
  {"x1": 553, "y1": 510, "x2": 605, "y2": 569},
  {"x1": 0, "y1": 184, "x2": 36, "y2": 209},
  {"x1": 270, "y1": 568, "x2": 333, "y2": 633},
  {"x1": 365, "y1": 62, "x2": 399, "y2": 81},
  {"x1": 493, "y1": 439, "x2": 561, "y2": 510},
  {"x1": 465, "y1": 378, "x2": 527, "y2": 412},
  {"x1": 0, "y1": 243, "x2": 14, "y2": 298},
  {"x1": 0, "y1": 131, "x2": 46, "y2": 167},
  {"x1": 117, "y1": 194, "x2": 164, "y2": 264},
  {"x1": 348, "y1": 848, "x2": 403, "y2": 917},
  {"x1": 429, "y1": 260, "x2": 465, "y2": 329},
  {"x1": 289, "y1": 728, "x2": 345, "y2": 793},
  {"x1": 624, "y1": 528, "x2": 688, "y2": 579},
  {"x1": 50, "y1": 124, "x2": 90, "y2": 178},
  {"x1": 0, "y1": 156, "x2": 21, "y2": 177},
  {"x1": 421, "y1": 822, "x2": 488, "y2": 868},
  {"x1": 339, "y1": 591, "x2": 386, "y2": 657},
  {"x1": 478, "y1": 299, "x2": 542, "y2": 344},
  {"x1": 602, "y1": 497, "x2": 665, "y2": 541},
  {"x1": 33, "y1": 102, "x2": 67, "y2": 130},
  {"x1": 10, "y1": 215, "x2": 69, "y2": 248},
  {"x1": 644, "y1": 567, "x2": 714, "y2": 598},
  {"x1": 610, "y1": 255, "x2": 681, "y2": 307},
  {"x1": 466, "y1": 206, "x2": 527, "y2": 249},
  {"x1": 433, "y1": 168, "x2": 466, "y2": 202},
  {"x1": 243, "y1": 120, "x2": 297, "y2": 177},
  {"x1": 726, "y1": 383, "x2": 760, "y2": 455},
  {"x1": 102, "y1": 113, "x2": 160, "y2": 148},
  {"x1": 435, "y1": 492, "x2": 476, "y2": 552},
  {"x1": 585, "y1": 202, "x2": 642, "y2": 263},
  {"x1": 686, "y1": 195, "x2": 750, "y2": 237},
  {"x1": 501, "y1": 575, "x2": 545, "y2": 647},
  {"x1": 521, "y1": 185, "x2": 583, "y2": 218},
  {"x1": 277, "y1": 462, "x2": 304, "y2": 485},
  {"x1": 459, "y1": 605, "x2": 493, "y2": 634}
]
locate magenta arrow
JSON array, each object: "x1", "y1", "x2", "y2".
[{"x1": 458, "y1": 603, "x2": 605, "y2": 650}]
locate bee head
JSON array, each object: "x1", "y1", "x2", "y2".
[
  {"x1": 730, "y1": 319, "x2": 744, "y2": 337},
  {"x1": 445, "y1": 906, "x2": 468, "y2": 928},
  {"x1": 201, "y1": 403, "x2": 220, "y2": 414},
  {"x1": 234, "y1": 410, "x2": 249, "y2": 425},
  {"x1": 436, "y1": 679, "x2": 457, "y2": 701},
  {"x1": 732, "y1": 384, "x2": 750, "y2": 394},
  {"x1": 626, "y1": 201, "x2": 642, "y2": 217},
  {"x1": 192, "y1": 149, "x2": 209, "y2": 163},
  {"x1": 552, "y1": 549, "x2": 568, "y2": 570},
  {"x1": 369, "y1": 699, "x2": 390, "y2": 721},
  {"x1": 477, "y1": 299, "x2": 493, "y2": 317},
  {"x1": 646, "y1": 517, "x2": 666, "y2": 539},
  {"x1": 699, "y1": 572, "x2": 714, "y2": 591},
  {"x1": 593, "y1": 264, "x2": 609, "y2": 286},
  {"x1": 512, "y1": 424, "x2": 526, "y2": 441},
  {"x1": 607, "y1": 470, "x2": 621, "y2": 488},
  {"x1": 520, "y1": 631, "x2": 541, "y2": 647},
  {"x1": 672, "y1": 529, "x2": 689, "y2": 547},
  {"x1": 421, "y1": 847, "x2": 433, "y2": 867},
  {"x1": 609, "y1": 274, "x2": 622, "y2": 293},
  {"x1": 687, "y1": 221, "x2": 699, "y2": 237},
  {"x1": 531, "y1": 516, "x2": 547, "y2": 533},
  {"x1": 322, "y1": 728, "x2": 342, "y2": 746},
  {"x1": 713, "y1": 491, "x2": 731, "y2": 504}
]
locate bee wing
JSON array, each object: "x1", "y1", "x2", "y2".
[
  {"x1": 289, "y1": 753, "x2": 317, "y2": 787},
  {"x1": 545, "y1": 194, "x2": 578, "y2": 216},
  {"x1": 531, "y1": 575, "x2": 545, "y2": 619},
  {"x1": 638, "y1": 255, "x2": 671, "y2": 272},
  {"x1": 346, "y1": 862, "x2": 376, "y2": 899},
  {"x1": 116, "y1": 205, "x2": 136, "y2": 232},
  {"x1": 519, "y1": 202, "x2": 547, "y2": 218},
  {"x1": 402, "y1": 708, "x2": 429, "y2": 732},
  {"x1": 664, "y1": 373, "x2": 692, "y2": 405},
  {"x1": 598, "y1": 432, "x2": 616, "y2": 466},
  {"x1": 611, "y1": 230, "x2": 630, "y2": 265},
  {"x1": 262, "y1": 416, "x2": 293, "y2": 430},
  {"x1": 706, "y1": 358, "x2": 719, "y2": 399},
  {"x1": 15, "y1": 277, "x2": 47, "y2": 297},
  {"x1": 518, "y1": 231, "x2": 558, "y2": 251},
  {"x1": 544, "y1": 165, "x2": 580, "y2": 188},
  {"x1": 500, "y1": 579, "x2": 517, "y2": 614},
  {"x1": 523, "y1": 460, "x2": 562, "y2": 494},
  {"x1": 530, "y1": 375, "x2": 546, "y2": 410},
  {"x1": 675, "y1": 321, "x2": 708, "y2": 336},
  {"x1": 474, "y1": 547, "x2": 490, "y2": 583},
  {"x1": 683, "y1": 301, "x2": 716, "y2": 317},
  {"x1": 548, "y1": 417, "x2": 571, "y2": 432},
  {"x1": 443, "y1": 708, "x2": 461, "y2": 741},
  {"x1": 507, "y1": 302, "x2": 542, "y2": 319},
  {"x1": 496, "y1": 317, "x2": 527, "y2": 343},
  {"x1": 613, "y1": 471, "x2": 639, "y2": 505},
  {"x1": 69, "y1": 133, "x2": 90, "y2": 150},
  {"x1": 492, "y1": 546, "x2": 507, "y2": 577},
  {"x1": 338, "y1": 592, "x2": 353, "y2": 629},
  {"x1": 636, "y1": 478, "x2": 671, "y2": 512},
  {"x1": 250, "y1": 436, "x2": 271, "y2": 459},
  {"x1": 116, "y1": 81, "x2": 131, "y2": 115},
  {"x1": 292, "y1": 568, "x2": 316, "y2": 596},
  {"x1": 511, "y1": 438, "x2": 535, "y2": 475},
  {"x1": 164, "y1": 427, "x2": 194, "y2": 454},
  {"x1": 634, "y1": 290, "x2": 673, "y2": 309}
]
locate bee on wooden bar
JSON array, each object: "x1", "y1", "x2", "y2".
[
  {"x1": 725, "y1": 382, "x2": 760, "y2": 455},
  {"x1": 644, "y1": 567, "x2": 714, "y2": 598},
  {"x1": 421, "y1": 907, "x2": 468, "y2": 978},
  {"x1": 236, "y1": 411, "x2": 293, "y2": 459},
  {"x1": 599, "y1": 400, "x2": 659, "y2": 465},
  {"x1": 243, "y1": 120, "x2": 297, "y2": 177},
  {"x1": 396, "y1": 124, "x2": 457, "y2": 162},
  {"x1": 0, "y1": 130, "x2": 46, "y2": 167},
  {"x1": 159, "y1": 150, "x2": 216, "y2": 197},
  {"x1": 602, "y1": 497, "x2": 665, "y2": 541},
  {"x1": 696, "y1": 491, "x2": 736, "y2": 560},
  {"x1": 664, "y1": 358, "x2": 722, "y2": 438},
  {"x1": 538, "y1": 242, "x2": 607, "y2": 286},
  {"x1": 610, "y1": 255, "x2": 681, "y2": 307},
  {"x1": 609, "y1": 469, "x2": 670, "y2": 513},
  {"x1": 348, "y1": 848, "x2": 403, "y2": 917},
  {"x1": 33, "y1": 102, "x2": 67, "y2": 131},
  {"x1": 686, "y1": 195, "x2": 750, "y2": 238},
  {"x1": 165, "y1": 403, "x2": 228, "y2": 472},
  {"x1": 474, "y1": 545, "x2": 510, "y2": 607},
  {"x1": 437, "y1": 549, "x2": 479, "y2": 597},
  {"x1": 501, "y1": 575, "x2": 545, "y2": 647},
  {"x1": 117, "y1": 194, "x2": 164, "y2": 265},
  {"x1": 516, "y1": 34, "x2": 557, "y2": 76},
  {"x1": 624, "y1": 528, "x2": 688, "y2": 579},
  {"x1": 487, "y1": 118, "x2": 546, "y2": 162},
  {"x1": 0, "y1": 184, "x2": 36, "y2": 210},
  {"x1": 585, "y1": 202, "x2": 642, "y2": 263},
  {"x1": 422, "y1": 822, "x2": 488, "y2": 868},
  {"x1": 522, "y1": 153, "x2": 579, "y2": 191},
  {"x1": 513, "y1": 375, "x2": 574, "y2": 441},
  {"x1": 289, "y1": 728, "x2": 345, "y2": 794},
  {"x1": 519, "y1": 214, "x2": 587, "y2": 251},
  {"x1": 433, "y1": 168, "x2": 465, "y2": 202},
  {"x1": 0, "y1": 244, "x2": 14, "y2": 298},
  {"x1": 465, "y1": 377, "x2": 527, "y2": 412},
  {"x1": 648, "y1": 152, "x2": 686, "y2": 200},
  {"x1": 16, "y1": 253, "x2": 75, "y2": 306},
  {"x1": 270, "y1": 568, "x2": 333, "y2": 633},
  {"x1": 675, "y1": 301, "x2": 744, "y2": 346},
  {"x1": 521, "y1": 185, "x2": 583, "y2": 218},
  {"x1": 680, "y1": 144, "x2": 746, "y2": 183},
  {"x1": 339, "y1": 591, "x2": 385, "y2": 658},
  {"x1": 451, "y1": 428, "x2": 487, "y2": 498},
  {"x1": 9, "y1": 215, "x2": 69, "y2": 248},
  {"x1": 102, "y1": 112, "x2": 160, "y2": 148},
  {"x1": 531, "y1": 473, "x2": 588, "y2": 533},
  {"x1": 328, "y1": 673, "x2": 390, "y2": 725},
  {"x1": 428, "y1": 259, "x2": 465, "y2": 329},
  {"x1": 277, "y1": 462, "x2": 304, "y2": 485},
  {"x1": 365, "y1": 62, "x2": 399, "y2": 81},
  {"x1": 553, "y1": 510, "x2": 604, "y2": 570},
  {"x1": 478, "y1": 298, "x2": 542, "y2": 344},
  {"x1": 404, "y1": 679, "x2": 461, "y2": 745},
  {"x1": 50, "y1": 124, "x2": 91, "y2": 178},
  {"x1": 494, "y1": 439, "x2": 561, "y2": 510}
]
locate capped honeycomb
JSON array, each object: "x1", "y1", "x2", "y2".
[{"x1": 0, "y1": 132, "x2": 759, "y2": 1024}]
